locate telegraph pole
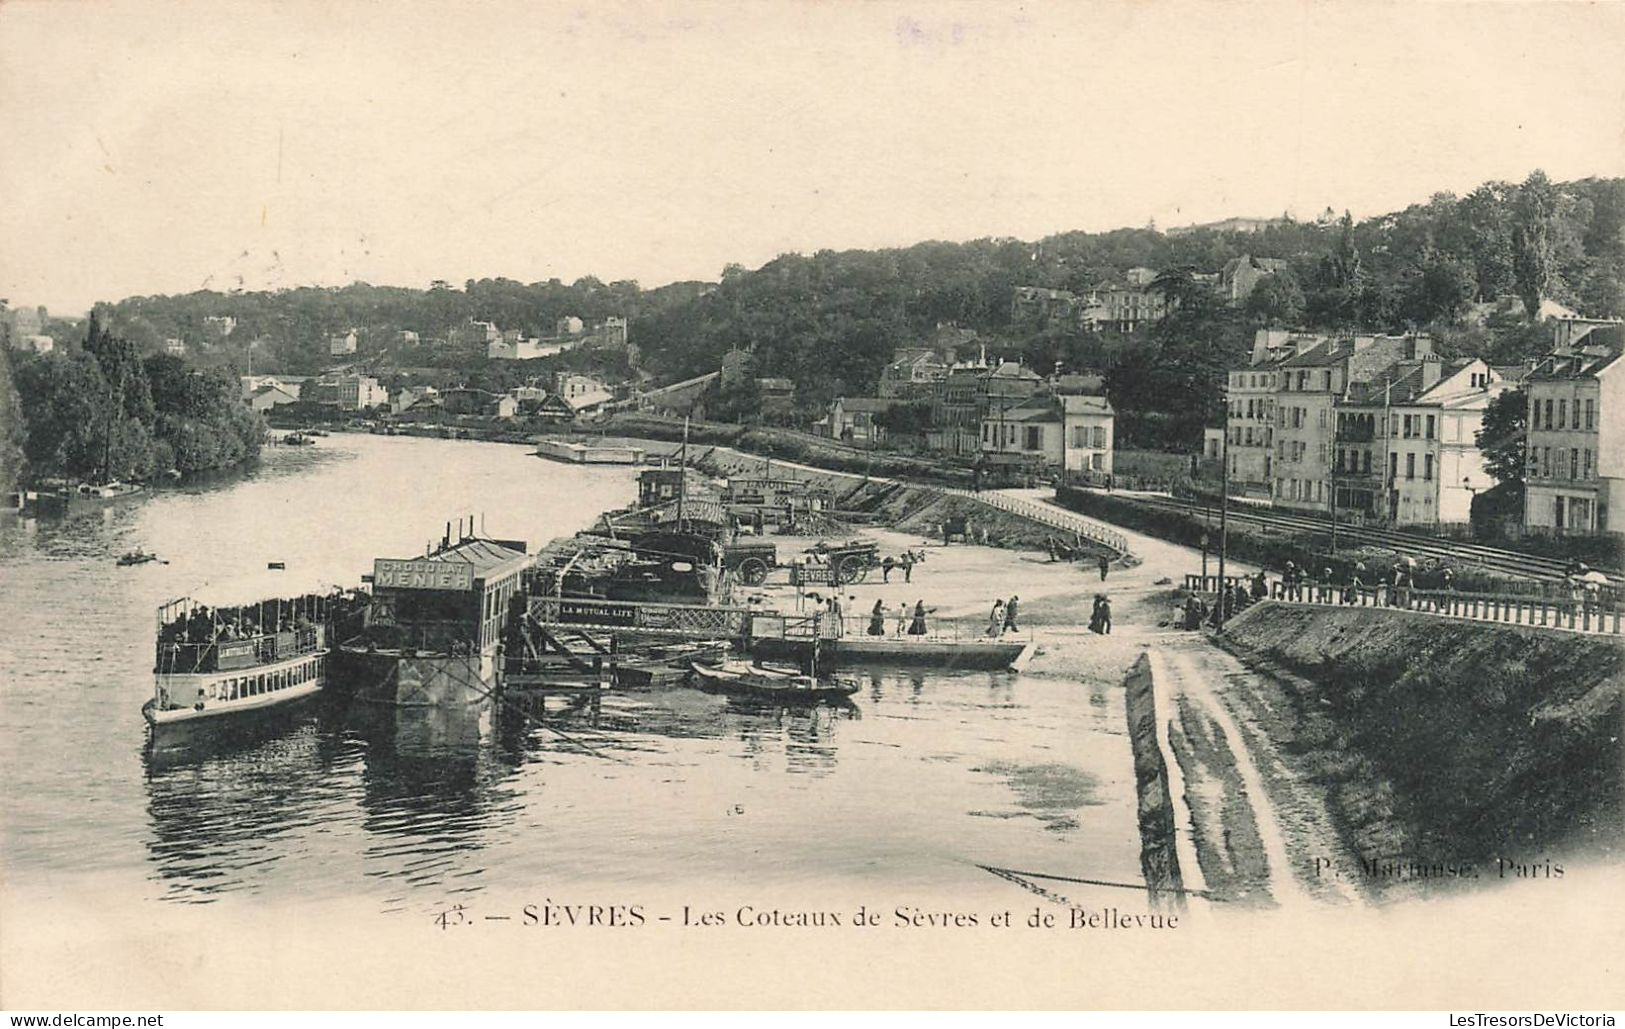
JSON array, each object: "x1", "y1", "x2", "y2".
[{"x1": 1216, "y1": 431, "x2": 1230, "y2": 628}]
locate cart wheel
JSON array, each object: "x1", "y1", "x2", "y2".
[
  {"x1": 738, "y1": 557, "x2": 769, "y2": 585},
  {"x1": 835, "y1": 556, "x2": 864, "y2": 584}
]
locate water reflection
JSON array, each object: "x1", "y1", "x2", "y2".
[{"x1": 5, "y1": 435, "x2": 1138, "y2": 911}]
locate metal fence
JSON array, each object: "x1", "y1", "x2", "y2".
[
  {"x1": 1183, "y1": 574, "x2": 1624, "y2": 636},
  {"x1": 525, "y1": 597, "x2": 754, "y2": 638}
]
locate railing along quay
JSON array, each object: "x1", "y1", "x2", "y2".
[
  {"x1": 1182, "y1": 574, "x2": 1624, "y2": 636},
  {"x1": 941, "y1": 488, "x2": 1130, "y2": 556},
  {"x1": 1139, "y1": 492, "x2": 1623, "y2": 588}
]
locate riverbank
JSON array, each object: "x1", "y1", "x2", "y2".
[{"x1": 1217, "y1": 603, "x2": 1623, "y2": 889}]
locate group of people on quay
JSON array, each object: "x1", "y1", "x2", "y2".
[
  {"x1": 1174, "y1": 550, "x2": 1617, "y2": 631},
  {"x1": 984, "y1": 595, "x2": 1021, "y2": 637},
  {"x1": 860, "y1": 597, "x2": 937, "y2": 636}
]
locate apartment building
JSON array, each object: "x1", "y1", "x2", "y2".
[
  {"x1": 1524, "y1": 330, "x2": 1624, "y2": 534},
  {"x1": 1335, "y1": 358, "x2": 1508, "y2": 525},
  {"x1": 1271, "y1": 334, "x2": 1434, "y2": 513}
]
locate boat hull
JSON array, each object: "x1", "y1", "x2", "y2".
[
  {"x1": 749, "y1": 635, "x2": 1028, "y2": 671},
  {"x1": 146, "y1": 649, "x2": 327, "y2": 728},
  {"x1": 688, "y1": 662, "x2": 858, "y2": 704},
  {"x1": 331, "y1": 646, "x2": 495, "y2": 707}
]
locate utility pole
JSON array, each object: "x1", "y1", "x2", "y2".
[
  {"x1": 1329, "y1": 421, "x2": 1338, "y2": 555},
  {"x1": 677, "y1": 415, "x2": 688, "y2": 532},
  {"x1": 1216, "y1": 430, "x2": 1230, "y2": 628}
]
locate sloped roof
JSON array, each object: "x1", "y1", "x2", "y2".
[
  {"x1": 1526, "y1": 337, "x2": 1625, "y2": 380},
  {"x1": 984, "y1": 361, "x2": 1043, "y2": 381},
  {"x1": 410, "y1": 537, "x2": 531, "y2": 577},
  {"x1": 1059, "y1": 394, "x2": 1114, "y2": 416},
  {"x1": 835, "y1": 397, "x2": 895, "y2": 413},
  {"x1": 1344, "y1": 361, "x2": 1430, "y2": 405},
  {"x1": 1279, "y1": 340, "x2": 1353, "y2": 368}
]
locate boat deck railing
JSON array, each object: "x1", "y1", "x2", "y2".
[{"x1": 155, "y1": 626, "x2": 326, "y2": 675}]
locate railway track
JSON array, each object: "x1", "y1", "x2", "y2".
[{"x1": 1117, "y1": 492, "x2": 1623, "y2": 586}]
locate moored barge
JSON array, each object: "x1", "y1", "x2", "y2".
[{"x1": 332, "y1": 527, "x2": 533, "y2": 706}]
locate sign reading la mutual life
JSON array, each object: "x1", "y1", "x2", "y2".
[{"x1": 373, "y1": 558, "x2": 476, "y2": 592}]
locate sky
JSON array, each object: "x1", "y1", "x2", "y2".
[{"x1": 2, "y1": 0, "x2": 1623, "y2": 315}]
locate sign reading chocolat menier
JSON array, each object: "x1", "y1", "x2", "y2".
[{"x1": 373, "y1": 558, "x2": 476, "y2": 591}]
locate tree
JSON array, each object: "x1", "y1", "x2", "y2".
[
  {"x1": 1476, "y1": 386, "x2": 1526, "y2": 485},
  {"x1": 1243, "y1": 271, "x2": 1305, "y2": 326},
  {"x1": 1512, "y1": 170, "x2": 1558, "y2": 318},
  {"x1": 0, "y1": 350, "x2": 29, "y2": 493},
  {"x1": 1305, "y1": 212, "x2": 1366, "y2": 328},
  {"x1": 1404, "y1": 251, "x2": 1477, "y2": 324},
  {"x1": 1149, "y1": 265, "x2": 1202, "y2": 311}
]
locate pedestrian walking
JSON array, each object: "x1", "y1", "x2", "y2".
[
  {"x1": 895, "y1": 601, "x2": 910, "y2": 636},
  {"x1": 867, "y1": 598, "x2": 886, "y2": 636},
  {"x1": 987, "y1": 599, "x2": 1006, "y2": 638},
  {"x1": 908, "y1": 600, "x2": 930, "y2": 636},
  {"x1": 1003, "y1": 595, "x2": 1020, "y2": 634},
  {"x1": 901, "y1": 550, "x2": 916, "y2": 583},
  {"x1": 1098, "y1": 595, "x2": 1112, "y2": 634},
  {"x1": 1098, "y1": 554, "x2": 1110, "y2": 581}
]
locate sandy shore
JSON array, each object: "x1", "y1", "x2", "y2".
[{"x1": 731, "y1": 509, "x2": 1374, "y2": 913}]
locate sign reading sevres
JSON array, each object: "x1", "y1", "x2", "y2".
[{"x1": 373, "y1": 558, "x2": 475, "y2": 591}]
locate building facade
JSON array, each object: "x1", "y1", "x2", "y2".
[
  {"x1": 977, "y1": 394, "x2": 1113, "y2": 475},
  {"x1": 1271, "y1": 334, "x2": 1434, "y2": 513},
  {"x1": 1524, "y1": 334, "x2": 1623, "y2": 534}
]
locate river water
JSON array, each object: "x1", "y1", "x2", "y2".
[{"x1": 0, "y1": 433, "x2": 1140, "y2": 916}]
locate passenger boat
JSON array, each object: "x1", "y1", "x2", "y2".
[
  {"x1": 688, "y1": 658, "x2": 859, "y2": 704},
  {"x1": 144, "y1": 594, "x2": 334, "y2": 729}
]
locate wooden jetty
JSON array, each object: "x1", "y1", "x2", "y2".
[{"x1": 746, "y1": 612, "x2": 1032, "y2": 671}]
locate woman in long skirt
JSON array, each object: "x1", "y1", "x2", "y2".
[
  {"x1": 867, "y1": 598, "x2": 886, "y2": 636},
  {"x1": 987, "y1": 599, "x2": 1006, "y2": 637},
  {"x1": 908, "y1": 600, "x2": 929, "y2": 636}
]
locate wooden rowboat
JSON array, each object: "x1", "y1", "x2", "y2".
[{"x1": 688, "y1": 659, "x2": 859, "y2": 704}]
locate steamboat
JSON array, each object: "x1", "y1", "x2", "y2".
[{"x1": 144, "y1": 592, "x2": 335, "y2": 731}]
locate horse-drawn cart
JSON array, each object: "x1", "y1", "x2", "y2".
[
  {"x1": 722, "y1": 541, "x2": 779, "y2": 585},
  {"x1": 796, "y1": 538, "x2": 881, "y2": 585}
]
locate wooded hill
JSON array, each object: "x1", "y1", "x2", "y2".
[{"x1": 79, "y1": 170, "x2": 1625, "y2": 447}]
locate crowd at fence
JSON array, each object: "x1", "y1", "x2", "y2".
[{"x1": 1182, "y1": 566, "x2": 1622, "y2": 636}]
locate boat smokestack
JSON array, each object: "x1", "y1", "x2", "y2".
[{"x1": 444, "y1": 522, "x2": 451, "y2": 548}]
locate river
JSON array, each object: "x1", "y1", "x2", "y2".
[{"x1": 0, "y1": 433, "x2": 1141, "y2": 916}]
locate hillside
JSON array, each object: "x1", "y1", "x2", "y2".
[{"x1": 72, "y1": 171, "x2": 1625, "y2": 445}]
